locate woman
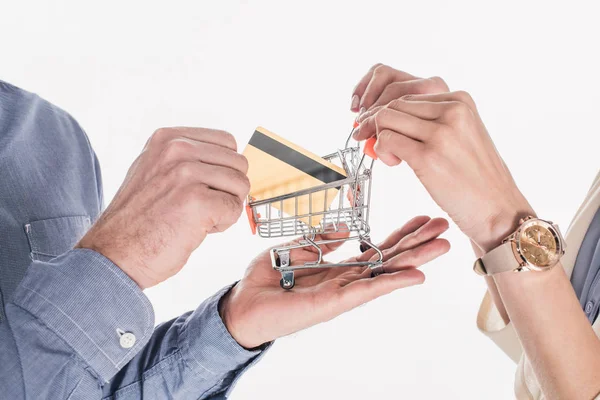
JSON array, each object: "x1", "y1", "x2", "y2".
[{"x1": 350, "y1": 64, "x2": 600, "y2": 399}]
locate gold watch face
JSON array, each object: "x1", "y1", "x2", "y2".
[{"x1": 516, "y1": 219, "x2": 562, "y2": 269}]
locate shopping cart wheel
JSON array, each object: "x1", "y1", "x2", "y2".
[
  {"x1": 370, "y1": 263, "x2": 384, "y2": 278},
  {"x1": 280, "y1": 271, "x2": 295, "y2": 290},
  {"x1": 360, "y1": 237, "x2": 374, "y2": 253}
]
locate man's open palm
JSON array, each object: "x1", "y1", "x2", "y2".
[{"x1": 220, "y1": 216, "x2": 450, "y2": 349}]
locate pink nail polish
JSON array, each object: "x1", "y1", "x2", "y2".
[{"x1": 351, "y1": 95, "x2": 360, "y2": 112}]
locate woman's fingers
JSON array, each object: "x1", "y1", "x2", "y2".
[
  {"x1": 354, "y1": 107, "x2": 434, "y2": 142},
  {"x1": 356, "y1": 105, "x2": 384, "y2": 123},
  {"x1": 353, "y1": 99, "x2": 455, "y2": 167},
  {"x1": 351, "y1": 63, "x2": 449, "y2": 113},
  {"x1": 369, "y1": 77, "x2": 449, "y2": 109},
  {"x1": 352, "y1": 65, "x2": 418, "y2": 112},
  {"x1": 351, "y1": 63, "x2": 384, "y2": 112},
  {"x1": 360, "y1": 67, "x2": 418, "y2": 111},
  {"x1": 400, "y1": 91, "x2": 477, "y2": 111}
]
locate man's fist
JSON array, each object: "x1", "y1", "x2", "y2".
[{"x1": 77, "y1": 127, "x2": 250, "y2": 289}]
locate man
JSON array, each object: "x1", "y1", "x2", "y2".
[
  {"x1": 0, "y1": 79, "x2": 450, "y2": 399},
  {"x1": 350, "y1": 64, "x2": 600, "y2": 399}
]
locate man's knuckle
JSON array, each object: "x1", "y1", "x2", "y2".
[
  {"x1": 150, "y1": 127, "x2": 173, "y2": 144},
  {"x1": 153, "y1": 127, "x2": 171, "y2": 137},
  {"x1": 222, "y1": 193, "x2": 243, "y2": 215},
  {"x1": 214, "y1": 129, "x2": 237, "y2": 150},
  {"x1": 170, "y1": 161, "x2": 197, "y2": 181},
  {"x1": 238, "y1": 154, "x2": 250, "y2": 174},
  {"x1": 223, "y1": 167, "x2": 238, "y2": 181},
  {"x1": 239, "y1": 173, "x2": 251, "y2": 196},
  {"x1": 163, "y1": 139, "x2": 192, "y2": 161},
  {"x1": 186, "y1": 183, "x2": 209, "y2": 204}
]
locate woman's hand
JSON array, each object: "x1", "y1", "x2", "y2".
[
  {"x1": 219, "y1": 216, "x2": 449, "y2": 349},
  {"x1": 354, "y1": 89, "x2": 534, "y2": 252},
  {"x1": 350, "y1": 63, "x2": 449, "y2": 113}
]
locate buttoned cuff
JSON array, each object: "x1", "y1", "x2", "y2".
[
  {"x1": 11, "y1": 249, "x2": 155, "y2": 383},
  {"x1": 179, "y1": 284, "x2": 272, "y2": 397}
]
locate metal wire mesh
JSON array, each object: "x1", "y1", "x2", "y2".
[{"x1": 248, "y1": 145, "x2": 374, "y2": 239}]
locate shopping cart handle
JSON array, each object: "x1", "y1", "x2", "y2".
[
  {"x1": 245, "y1": 202, "x2": 257, "y2": 235},
  {"x1": 364, "y1": 137, "x2": 378, "y2": 160}
]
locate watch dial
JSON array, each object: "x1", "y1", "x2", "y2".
[{"x1": 519, "y1": 224, "x2": 559, "y2": 267}]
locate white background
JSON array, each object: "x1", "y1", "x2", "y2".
[{"x1": 2, "y1": 1, "x2": 599, "y2": 398}]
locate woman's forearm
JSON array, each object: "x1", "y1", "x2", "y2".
[{"x1": 494, "y1": 264, "x2": 600, "y2": 399}]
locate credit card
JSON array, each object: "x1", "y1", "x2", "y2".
[{"x1": 243, "y1": 126, "x2": 347, "y2": 226}]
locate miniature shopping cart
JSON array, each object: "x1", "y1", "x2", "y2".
[{"x1": 245, "y1": 129, "x2": 382, "y2": 289}]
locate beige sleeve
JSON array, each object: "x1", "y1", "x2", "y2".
[{"x1": 477, "y1": 290, "x2": 523, "y2": 363}]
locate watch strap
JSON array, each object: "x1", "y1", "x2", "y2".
[{"x1": 475, "y1": 241, "x2": 520, "y2": 275}]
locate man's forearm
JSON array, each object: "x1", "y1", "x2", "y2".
[
  {"x1": 494, "y1": 264, "x2": 600, "y2": 399},
  {"x1": 6, "y1": 249, "x2": 267, "y2": 398}
]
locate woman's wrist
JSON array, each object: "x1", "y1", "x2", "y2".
[{"x1": 471, "y1": 198, "x2": 536, "y2": 254}]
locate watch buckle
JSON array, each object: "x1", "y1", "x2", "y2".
[{"x1": 473, "y1": 259, "x2": 487, "y2": 276}]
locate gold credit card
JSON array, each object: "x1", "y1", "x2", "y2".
[{"x1": 243, "y1": 127, "x2": 347, "y2": 226}]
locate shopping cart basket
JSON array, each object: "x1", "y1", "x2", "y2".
[{"x1": 245, "y1": 128, "x2": 382, "y2": 289}]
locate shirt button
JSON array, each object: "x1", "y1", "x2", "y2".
[
  {"x1": 585, "y1": 302, "x2": 594, "y2": 314},
  {"x1": 119, "y1": 332, "x2": 136, "y2": 349}
]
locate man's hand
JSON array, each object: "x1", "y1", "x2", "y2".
[
  {"x1": 353, "y1": 81, "x2": 534, "y2": 252},
  {"x1": 220, "y1": 216, "x2": 450, "y2": 349},
  {"x1": 77, "y1": 127, "x2": 250, "y2": 289}
]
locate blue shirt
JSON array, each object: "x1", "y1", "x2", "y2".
[
  {"x1": 571, "y1": 206, "x2": 600, "y2": 324},
  {"x1": 0, "y1": 80, "x2": 266, "y2": 399}
]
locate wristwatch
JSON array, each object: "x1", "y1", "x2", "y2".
[{"x1": 473, "y1": 216, "x2": 566, "y2": 276}]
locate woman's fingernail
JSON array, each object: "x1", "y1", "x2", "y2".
[{"x1": 351, "y1": 95, "x2": 360, "y2": 112}]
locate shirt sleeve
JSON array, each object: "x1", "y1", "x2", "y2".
[
  {"x1": 7, "y1": 248, "x2": 269, "y2": 399},
  {"x1": 104, "y1": 283, "x2": 270, "y2": 399},
  {"x1": 10, "y1": 249, "x2": 155, "y2": 382}
]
